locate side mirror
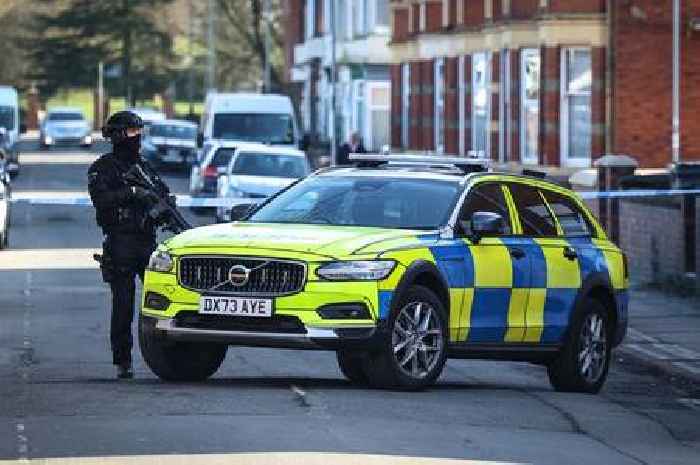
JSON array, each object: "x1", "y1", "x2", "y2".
[
  {"x1": 196, "y1": 132, "x2": 204, "y2": 148},
  {"x1": 462, "y1": 211, "x2": 505, "y2": 243},
  {"x1": 229, "y1": 203, "x2": 257, "y2": 221}
]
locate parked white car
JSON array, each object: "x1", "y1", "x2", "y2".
[
  {"x1": 0, "y1": 86, "x2": 20, "y2": 174},
  {"x1": 141, "y1": 119, "x2": 198, "y2": 168},
  {"x1": 215, "y1": 144, "x2": 310, "y2": 222},
  {"x1": 40, "y1": 107, "x2": 92, "y2": 148}
]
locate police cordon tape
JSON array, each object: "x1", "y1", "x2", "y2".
[{"x1": 8, "y1": 188, "x2": 700, "y2": 207}]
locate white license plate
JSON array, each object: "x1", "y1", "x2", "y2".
[{"x1": 199, "y1": 296, "x2": 273, "y2": 317}]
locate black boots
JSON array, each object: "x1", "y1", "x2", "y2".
[{"x1": 116, "y1": 362, "x2": 134, "y2": 379}]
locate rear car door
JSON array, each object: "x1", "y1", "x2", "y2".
[
  {"x1": 507, "y1": 182, "x2": 581, "y2": 343},
  {"x1": 457, "y1": 182, "x2": 528, "y2": 343}
]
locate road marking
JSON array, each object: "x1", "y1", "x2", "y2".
[
  {"x1": 0, "y1": 453, "x2": 518, "y2": 465},
  {"x1": 19, "y1": 153, "x2": 98, "y2": 164},
  {"x1": 0, "y1": 249, "x2": 101, "y2": 270},
  {"x1": 16, "y1": 272, "x2": 32, "y2": 462},
  {"x1": 290, "y1": 384, "x2": 306, "y2": 397}
]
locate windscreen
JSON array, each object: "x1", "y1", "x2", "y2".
[
  {"x1": 149, "y1": 124, "x2": 196, "y2": 140},
  {"x1": 249, "y1": 176, "x2": 462, "y2": 229},
  {"x1": 232, "y1": 153, "x2": 308, "y2": 178},
  {"x1": 48, "y1": 112, "x2": 84, "y2": 121},
  {"x1": 0, "y1": 106, "x2": 15, "y2": 130},
  {"x1": 212, "y1": 113, "x2": 294, "y2": 144}
]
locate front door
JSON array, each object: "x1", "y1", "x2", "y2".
[{"x1": 457, "y1": 182, "x2": 528, "y2": 343}]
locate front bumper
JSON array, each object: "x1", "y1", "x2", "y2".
[{"x1": 152, "y1": 317, "x2": 382, "y2": 350}]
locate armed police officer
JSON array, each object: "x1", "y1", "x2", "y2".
[{"x1": 88, "y1": 110, "x2": 169, "y2": 379}]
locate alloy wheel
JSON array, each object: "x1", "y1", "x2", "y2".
[
  {"x1": 391, "y1": 301, "x2": 444, "y2": 379},
  {"x1": 578, "y1": 313, "x2": 608, "y2": 384}
]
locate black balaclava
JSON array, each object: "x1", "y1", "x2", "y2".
[{"x1": 113, "y1": 134, "x2": 141, "y2": 164}]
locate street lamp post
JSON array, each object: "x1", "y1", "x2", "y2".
[{"x1": 206, "y1": 0, "x2": 217, "y2": 93}]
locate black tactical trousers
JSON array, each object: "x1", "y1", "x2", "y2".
[{"x1": 105, "y1": 233, "x2": 155, "y2": 366}]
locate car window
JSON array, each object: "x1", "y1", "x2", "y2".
[
  {"x1": 0, "y1": 106, "x2": 15, "y2": 130},
  {"x1": 542, "y1": 190, "x2": 594, "y2": 237},
  {"x1": 250, "y1": 176, "x2": 461, "y2": 230},
  {"x1": 149, "y1": 124, "x2": 196, "y2": 140},
  {"x1": 508, "y1": 183, "x2": 558, "y2": 237},
  {"x1": 213, "y1": 113, "x2": 294, "y2": 144},
  {"x1": 459, "y1": 182, "x2": 512, "y2": 235},
  {"x1": 210, "y1": 148, "x2": 235, "y2": 168},
  {"x1": 48, "y1": 112, "x2": 84, "y2": 121},
  {"x1": 231, "y1": 153, "x2": 308, "y2": 178}
]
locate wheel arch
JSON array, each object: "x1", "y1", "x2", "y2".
[
  {"x1": 390, "y1": 260, "x2": 451, "y2": 318},
  {"x1": 567, "y1": 273, "x2": 618, "y2": 344}
]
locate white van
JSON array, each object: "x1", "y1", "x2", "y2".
[
  {"x1": 0, "y1": 86, "x2": 20, "y2": 174},
  {"x1": 199, "y1": 93, "x2": 299, "y2": 149}
]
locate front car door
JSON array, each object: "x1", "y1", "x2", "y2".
[{"x1": 455, "y1": 181, "x2": 528, "y2": 343}]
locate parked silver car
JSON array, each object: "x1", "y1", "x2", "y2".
[
  {"x1": 141, "y1": 119, "x2": 198, "y2": 168},
  {"x1": 40, "y1": 107, "x2": 92, "y2": 148},
  {"x1": 215, "y1": 144, "x2": 310, "y2": 222}
]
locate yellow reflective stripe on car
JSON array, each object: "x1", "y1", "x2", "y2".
[
  {"x1": 505, "y1": 288, "x2": 529, "y2": 342},
  {"x1": 522, "y1": 288, "x2": 546, "y2": 343},
  {"x1": 469, "y1": 238, "x2": 513, "y2": 288},
  {"x1": 535, "y1": 238, "x2": 582, "y2": 288}
]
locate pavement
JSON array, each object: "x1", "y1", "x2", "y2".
[
  {"x1": 622, "y1": 288, "x2": 700, "y2": 386},
  {"x1": 0, "y1": 140, "x2": 699, "y2": 465}
]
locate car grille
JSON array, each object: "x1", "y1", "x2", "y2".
[
  {"x1": 175, "y1": 313, "x2": 306, "y2": 334},
  {"x1": 178, "y1": 256, "x2": 306, "y2": 296}
]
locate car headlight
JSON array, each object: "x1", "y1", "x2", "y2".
[
  {"x1": 148, "y1": 249, "x2": 174, "y2": 273},
  {"x1": 316, "y1": 260, "x2": 397, "y2": 281}
]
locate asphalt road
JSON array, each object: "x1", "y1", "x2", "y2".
[{"x1": 0, "y1": 142, "x2": 699, "y2": 465}]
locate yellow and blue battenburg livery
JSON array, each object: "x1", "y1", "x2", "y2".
[{"x1": 139, "y1": 155, "x2": 628, "y2": 392}]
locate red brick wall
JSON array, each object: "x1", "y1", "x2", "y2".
[
  {"x1": 464, "y1": 0, "x2": 485, "y2": 27},
  {"x1": 680, "y1": 0, "x2": 700, "y2": 160},
  {"x1": 511, "y1": 0, "x2": 540, "y2": 19},
  {"x1": 493, "y1": 0, "x2": 503, "y2": 21},
  {"x1": 314, "y1": 0, "x2": 324, "y2": 36},
  {"x1": 283, "y1": 0, "x2": 304, "y2": 81},
  {"x1": 540, "y1": 46, "x2": 560, "y2": 166},
  {"x1": 393, "y1": 8, "x2": 410, "y2": 42},
  {"x1": 448, "y1": 0, "x2": 459, "y2": 27},
  {"x1": 612, "y1": 0, "x2": 700, "y2": 167},
  {"x1": 548, "y1": 0, "x2": 606, "y2": 14},
  {"x1": 391, "y1": 64, "x2": 402, "y2": 148},
  {"x1": 425, "y1": 1, "x2": 443, "y2": 32},
  {"x1": 591, "y1": 47, "x2": 606, "y2": 162},
  {"x1": 422, "y1": 60, "x2": 435, "y2": 151},
  {"x1": 445, "y1": 57, "x2": 460, "y2": 154},
  {"x1": 410, "y1": 61, "x2": 423, "y2": 150}
]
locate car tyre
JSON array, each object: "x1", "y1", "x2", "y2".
[
  {"x1": 138, "y1": 314, "x2": 227, "y2": 382},
  {"x1": 336, "y1": 350, "x2": 369, "y2": 384},
  {"x1": 547, "y1": 297, "x2": 612, "y2": 394},
  {"x1": 363, "y1": 285, "x2": 448, "y2": 391}
]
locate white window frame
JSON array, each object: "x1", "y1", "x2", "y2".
[
  {"x1": 499, "y1": 49, "x2": 511, "y2": 163},
  {"x1": 434, "y1": 57, "x2": 445, "y2": 154},
  {"x1": 471, "y1": 51, "x2": 492, "y2": 159},
  {"x1": 401, "y1": 62, "x2": 410, "y2": 148},
  {"x1": 366, "y1": 80, "x2": 391, "y2": 151},
  {"x1": 560, "y1": 47, "x2": 592, "y2": 168},
  {"x1": 520, "y1": 48, "x2": 540, "y2": 164},
  {"x1": 305, "y1": 0, "x2": 316, "y2": 39},
  {"x1": 458, "y1": 55, "x2": 466, "y2": 156}
]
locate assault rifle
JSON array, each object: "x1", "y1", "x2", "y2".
[{"x1": 123, "y1": 162, "x2": 192, "y2": 234}]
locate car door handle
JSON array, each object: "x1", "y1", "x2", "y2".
[
  {"x1": 563, "y1": 246, "x2": 578, "y2": 261},
  {"x1": 510, "y1": 248, "x2": 525, "y2": 260}
]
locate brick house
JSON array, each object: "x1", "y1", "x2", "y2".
[
  {"x1": 284, "y1": 0, "x2": 393, "y2": 151},
  {"x1": 387, "y1": 0, "x2": 700, "y2": 169}
]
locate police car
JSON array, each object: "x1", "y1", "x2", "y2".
[{"x1": 139, "y1": 154, "x2": 628, "y2": 393}]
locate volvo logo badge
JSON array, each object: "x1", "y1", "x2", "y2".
[{"x1": 228, "y1": 265, "x2": 250, "y2": 287}]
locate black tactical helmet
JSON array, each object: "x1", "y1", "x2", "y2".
[{"x1": 101, "y1": 111, "x2": 144, "y2": 144}]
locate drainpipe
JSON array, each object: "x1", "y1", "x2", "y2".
[{"x1": 672, "y1": 0, "x2": 681, "y2": 164}]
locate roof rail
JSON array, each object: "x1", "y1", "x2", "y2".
[{"x1": 349, "y1": 153, "x2": 489, "y2": 174}]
